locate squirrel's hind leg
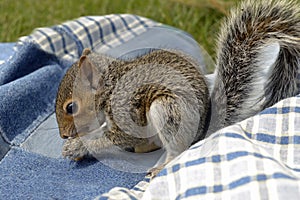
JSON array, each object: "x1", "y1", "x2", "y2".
[{"x1": 147, "y1": 96, "x2": 200, "y2": 178}]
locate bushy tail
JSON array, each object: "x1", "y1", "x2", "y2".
[{"x1": 211, "y1": 0, "x2": 300, "y2": 130}]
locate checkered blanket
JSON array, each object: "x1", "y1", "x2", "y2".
[
  {"x1": 1, "y1": 14, "x2": 300, "y2": 199},
  {"x1": 100, "y1": 95, "x2": 300, "y2": 199},
  {"x1": 19, "y1": 14, "x2": 158, "y2": 61}
]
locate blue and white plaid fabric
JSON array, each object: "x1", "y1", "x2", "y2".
[
  {"x1": 19, "y1": 14, "x2": 159, "y2": 61},
  {"x1": 1, "y1": 14, "x2": 300, "y2": 199},
  {"x1": 99, "y1": 95, "x2": 300, "y2": 199}
]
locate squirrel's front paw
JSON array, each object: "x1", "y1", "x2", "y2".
[{"x1": 62, "y1": 137, "x2": 89, "y2": 161}]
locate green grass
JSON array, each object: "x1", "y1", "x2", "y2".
[{"x1": 0, "y1": 0, "x2": 240, "y2": 70}]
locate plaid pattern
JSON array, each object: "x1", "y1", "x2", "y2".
[
  {"x1": 19, "y1": 14, "x2": 159, "y2": 61},
  {"x1": 17, "y1": 14, "x2": 300, "y2": 199},
  {"x1": 98, "y1": 95, "x2": 300, "y2": 199}
]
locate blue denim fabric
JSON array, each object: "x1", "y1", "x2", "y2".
[
  {"x1": 0, "y1": 147, "x2": 143, "y2": 199},
  {"x1": 0, "y1": 43, "x2": 15, "y2": 62},
  {"x1": 0, "y1": 42, "x2": 72, "y2": 145},
  {"x1": 0, "y1": 136, "x2": 9, "y2": 160}
]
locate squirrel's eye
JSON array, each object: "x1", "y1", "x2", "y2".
[{"x1": 65, "y1": 102, "x2": 79, "y2": 115}]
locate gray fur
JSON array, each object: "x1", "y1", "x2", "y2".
[
  {"x1": 56, "y1": 49, "x2": 209, "y2": 177},
  {"x1": 211, "y1": 0, "x2": 300, "y2": 131}
]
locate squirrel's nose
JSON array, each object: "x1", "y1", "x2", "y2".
[
  {"x1": 61, "y1": 134, "x2": 69, "y2": 139},
  {"x1": 60, "y1": 128, "x2": 77, "y2": 139}
]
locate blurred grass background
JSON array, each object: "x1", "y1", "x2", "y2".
[{"x1": 0, "y1": 0, "x2": 240, "y2": 61}]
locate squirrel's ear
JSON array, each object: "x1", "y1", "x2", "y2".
[
  {"x1": 81, "y1": 48, "x2": 91, "y2": 56},
  {"x1": 79, "y1": 55, "x2": 103, "y2": 91}
]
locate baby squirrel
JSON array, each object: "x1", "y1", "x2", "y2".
[
  {"x1": 55, "y1": 49, "x2": 209, "y2": 177},
  {"x1": 56, "y1": 0, "x2": 300, "y2": 177}
]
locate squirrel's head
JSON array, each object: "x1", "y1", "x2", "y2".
[{"x1": 55, "y1": 49, "x2": 108, "y2": 139}]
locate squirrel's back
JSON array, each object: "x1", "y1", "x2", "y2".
[{"x1": 103, "y1": 50, "x2": 210, "y2": 145}]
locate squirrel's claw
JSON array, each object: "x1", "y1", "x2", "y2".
[{"x1": 147, "y1": 163, "x2": 167, "y2": 179}]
